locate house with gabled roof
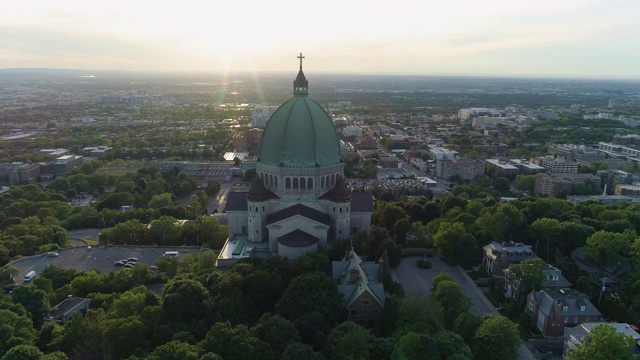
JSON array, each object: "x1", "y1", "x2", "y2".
[
  {"x1": 332, "y1": 249, "x2": 385, "y2": 328},
  {"x1": 527, "y1": 288, "x2": 601, "y2": 338}
]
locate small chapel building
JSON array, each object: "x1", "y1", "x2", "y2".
[{"x1": 217, "y1": 54, "x2": 374, "y2": 268}]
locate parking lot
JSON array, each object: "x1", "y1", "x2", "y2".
[{"x1": 10, "y1": 246, "x2": 204, "y2": 282}]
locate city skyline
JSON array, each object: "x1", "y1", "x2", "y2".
[{"x1": 1, "y1": 0, "x2": 639, "y2": 79}]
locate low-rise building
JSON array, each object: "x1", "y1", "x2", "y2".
[
  {"x1": 44, "y1": 296, "x2": 91, "y2": 323},
  {"x1": 504, "y1": 263, "x2": 571, "y2": 299},
  {"x1": 332, "y1": 249, "x2": 385, "y2": 328},
  {"x1": 485, "y1": 159, "x2": 519, "y2": 177},
  {"x1": 615, "y1": 184, "x2": 640, "y2": 196},
  {"x1": 564, "y1": 323, "x2": 640, "y2": 356},
  {"x1": 482, "y1": 241, "x2": 537, "y2": 278},
  {"x1": 527, "y1": 288, "x2": 601, "y2": 338}
]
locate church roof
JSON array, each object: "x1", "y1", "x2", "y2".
[
  {"x1": 258, "y1": 54, "x2": 341, "y2": 168},
  {"x1": 277, "y1": 229, "x2": 318, "y2": 248},
  {"x1": 224, "y1": 191, "x2": 248, "y2": 212},
  {"x1": 247, "y1": 177, "x2": 268, "y2": 202},
  {"x1": 350, "y1": 192, "x2": 375, "y2": 212},
  {"x1": 331, "y1": 176, "x2": 351, "y2": 203},
  {"x1": 265, "y1": 203, "x2": 332, "y2": 226}
]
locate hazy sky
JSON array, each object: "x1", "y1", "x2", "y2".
[{"x1": 1, "y1": 0, "x2": 639, "y2": 78}]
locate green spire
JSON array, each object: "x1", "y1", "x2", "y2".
[{"x1": 293, "y1": 53, "x2": 308, "y2": 96}]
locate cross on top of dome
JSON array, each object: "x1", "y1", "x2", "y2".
[{"x1": 293, "y1": 52, "x2": 308, "y2": 96}]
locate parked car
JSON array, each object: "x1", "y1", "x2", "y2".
[
  {"x1": 87, "y1": 246, "x2": 92, "y2": 251},
  {"x1": 124, "y1": 263, "x2": 135, "y2": 268},
  {"x1": 42, "y1": 252, "x2": 59, "y2": 257},
  {"x1": 114, "y1": 260, "x2": 126, "y2": 266},
  {"x1": 127, "y1": 257, "x2": 138, "y2": 262}
]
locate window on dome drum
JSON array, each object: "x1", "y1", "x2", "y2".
[
  {"x1": 286, "y1": 178, "x2": 291, "y2": 189},
  {"x1": 275, "y1": 177, "x2": 278, "y2": 188},
  {"x1": 308, "y1": 178, "x2": 313, "y2": 189},
  {"x1": 331, "y1": 174, "x2": 335, "y2": 186},
  {"x1": 269, "y1": 175, "x2": 273, "y2": 186},
  {"x1": 293, "y1": 178, "x2": 299, "y2": 190},
  {"x1": 321, "y1": 177, "x2": 325, "y2": 188},
  {"x1": 301, "y1": 178, "x2": 306, "y2": 189}
]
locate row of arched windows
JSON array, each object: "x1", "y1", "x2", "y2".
[
  {"x1": 285, "y1": 177, "x2": 314, "y2": 190},
  {"x1": 258, "y1": 172, "x2": 341, "y2": 191},
  {"x1": 260, "y1": 173, "x2": 278, "y2": 189}
]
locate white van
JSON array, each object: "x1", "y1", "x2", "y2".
[
  {"x1": 23, "y1": 271, "x2": 36, "y2": 283},
  {"x1": 163, "y1": 251, "x2": 179, "y2": 258}
]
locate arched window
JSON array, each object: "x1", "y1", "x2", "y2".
[
  {"x1": 286, "y1": 178, "x2": 291, "y2": 189},
  {"x1": 260, "y1": 173, "x2": 264, "y2": 182},
  {"x1": 274, "y1": 177, "x2": 278, "y2": 188},
  {"x1": 321, "y1": 177, "x2": 325, "y2": 189},
  {"x1": 300, "y1": 178, "x2": 306, "y2": 190},
  {"x1": 293, "y1": 178, "x2": 299, "y2": 190},
  {"x1": 308, "y1": 178, "x2": 313, "y2": 190},
  {"x1": 269, "y1": 175, "x2": 273, "y2": 187},
  {"x1": 331, "y1": 174, "x2": 335, "y2": 186}
]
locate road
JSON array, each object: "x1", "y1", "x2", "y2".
[
  {"x1": 208, "y1": 181, "x2": 233, "y2": 214},
  {"x1": 392, "y1": 256, "x2": 537, "y2": 360}
]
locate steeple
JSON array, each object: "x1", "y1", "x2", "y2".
[{"x1": 293, "y1": 52, "x2": 308, "y2": 96}]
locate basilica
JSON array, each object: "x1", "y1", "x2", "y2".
[{"x1": 217, "y1": 55, "x2": 373, "y2": 268}]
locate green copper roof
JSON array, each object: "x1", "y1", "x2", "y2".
[{"x1": 259, "y1": 95, "x2": 341, "y2": 168}]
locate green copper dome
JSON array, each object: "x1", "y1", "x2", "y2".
[{"x1": 259, "y1": 57, "x2": 341, "y2": 168}]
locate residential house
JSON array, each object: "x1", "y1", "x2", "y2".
[
  {"x1": 332, "y1": 249, "x2": 385, "y2": 328},
  {"x1": 504, "y1": 263, "x2": 572, "y2": 299},
  {"x1": 482, "y1": 241, "x2": 537, "y2": 278},
  {"x1": 527, "y1": 288, "x2": 601, "y2": 338},
  {"x1": 564, "y1": 322, "x2": 640, "y2": 356},
  {"x1": 44, "y1": 296, "x2": 91, "y2": 323},
  {"x1": 571, "y1": 247, "x2": 632, "y2": 289}
]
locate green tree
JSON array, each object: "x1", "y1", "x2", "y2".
[
  {"x1": 199, "y1": 322, "x2": 271, "y2": 360},
  {"x1": 393, "y1": 332, "x2": 440, "y2": 360},
  {"x1": 584, "y1": 230, "x2": 633, "y2": 267},
  {"x1": 275, "y1": 272, "x2": 343, "y2": 325},
  {"x1": 281, "y1": 343, "x2": 323, "y2": 360},
  {"x1": 429, "y1": 280, "x2": 470, "y2": 328},
  {"x1": 147, "y1": 340, "x2": 203, "y2": 360},
  {"x1": 472, "y1": 315, "x2": 521, "y2": 360},
  {"x1": 11, "y1": 286, "x2": 50, "y2": 327},
  {"x1": 251, "y1": 313, "x2": 300, "y2": 358},
  {"x1": 162, "y1": 278, "x2": 209, "y2": 324},
  {"x1": 493, "y1": 177, "x2": 511, "y2": 194},
  {"x1": 505, "y1": 257, "x2": 546, "y2": 299},
  {"x1": 529, "y1": 217, "x2": 562, "y2": 261},
  {"x1": 327, "y1": 321, "x2": 374, "y2": 360},
  {"x1": 565, "y1": 323, "x2": 635, "y2": 360},
  {"x1": 0, "y1": 308, "x2": 37, "y2": 355},
  {"x1": 0, "y1": 344, "x2": 44, "y2": 360},
  {"x1": 102, "y1": 316, "x2": 149, "y2": 360}
]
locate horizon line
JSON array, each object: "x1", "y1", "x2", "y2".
[{"x1": 1, "y1": 67, "x2": 639, "y2": 82}]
